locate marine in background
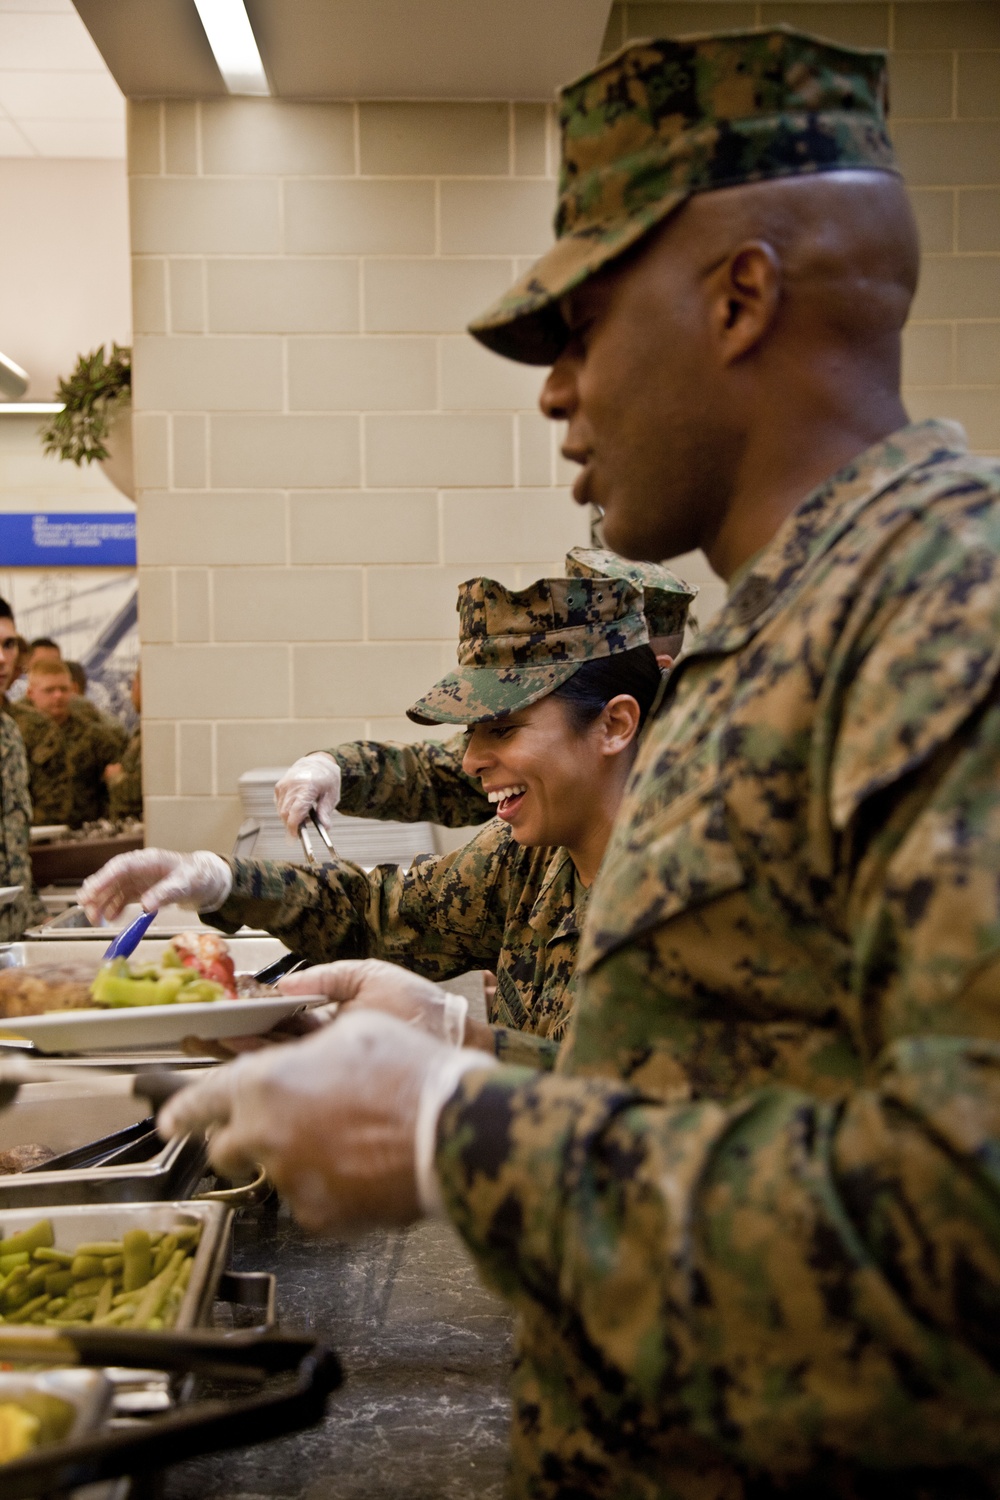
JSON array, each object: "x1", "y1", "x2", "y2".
[
  {"x1": 10, "y1": 660, "x2": 118, "y2": 827},
  {"x1": 105, "y1": 669, "x2": 142, "y2": 822},
  {"x1": 65, "y1": 659, "x2": 123, "y2": 747},
  {"x1": 274, "y1": 547, "x2": 697, "y2": 835},
  {"x1": 0, "y1": 599, "x2": 48, "y2": 939}
]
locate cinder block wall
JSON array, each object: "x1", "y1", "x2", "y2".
[
  {"x1": 131, "y1": 2, "x2": 1000, "y2": 852},
  {"x1": 128, "y1": 99, "x2": 589, "y2": 850}
]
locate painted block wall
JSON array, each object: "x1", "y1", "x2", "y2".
[{"x1": 128, "y1": 98, "x2": 590, "y2": 850}]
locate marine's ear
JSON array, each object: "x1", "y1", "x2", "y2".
[
  {"x1": 706, "y1": 240, "x2": 783, "y2": 366},
  {"x1": 599, "y1": 693, "x2": 643, "y2": 754}
]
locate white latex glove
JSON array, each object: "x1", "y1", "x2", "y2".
[
  {"x1": 279, "y1": 959, "x2": 468, "y2": 1046},
  {"x1": 78, "y1": 848, "x2": 233, "y2": 923},
  {"x1": 157, "y1": 1010, "x2": 495, "y2": 1234},
  {"x1": 274, "y1": 753, "x2": 342, "y2": 838}
]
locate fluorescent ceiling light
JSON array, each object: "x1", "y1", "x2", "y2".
[
  {"x1": 0, "y1": 404, "x2": 63, "y2": 415},
  {"x1": 193, "y1": 0, "x2": 269, "y2": 96},
  {"x1": 0, "y1": 352, "x2": 29, "y2": 401}
]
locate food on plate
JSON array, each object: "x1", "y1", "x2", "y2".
[
  {"x1": 0, "y1": 934, "x2": 273, "y2": 1019},
  {"x1": 0, "y1": 1146, "x2": 56, "y2": 1176},
  {"x1": 169, "y1": 932, "x2": 238, "y2": 994},
  {"x1": 0, "y1": 1217, "x2": 201, "y2": 1330},
  {"x1": 90, "y1": 931, "x2": 238, "y2": 1008},
  {"x1": 0, "y1": 967, "x2": 93, "y2": 1019}
]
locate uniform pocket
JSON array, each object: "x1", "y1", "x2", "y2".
[{"x1": 579, "y1": 786, "x2": 746, "y2": 972}]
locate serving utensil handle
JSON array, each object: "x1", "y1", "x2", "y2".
[{"x1": 102, "y1": 909, "x2": 157, "y2": 960}]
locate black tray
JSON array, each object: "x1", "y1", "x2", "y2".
[{"x1": 0, "y1": 1328, "x2": 343, "y2": 1497}]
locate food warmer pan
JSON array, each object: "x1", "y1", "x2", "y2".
[
  {"x1": 25, "y1": 905, "x2": 277, "y2": 942},
  {"x1": 0, "y1": 1201, "x2": 268, "y2": 1334},
  {"x1": 0, "y1": 1081, "x2": 206, "y2": 1208},
  {"x1": 0, "y1": 937, "x2": 290, "y2": 971},
  {"x1": 0, "y1": 1205, "x2": 335, "y2": 1499}
]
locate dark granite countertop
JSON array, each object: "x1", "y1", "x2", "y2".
[{"x1": 161, "y1": 1198, "x2": 514, "y2": 1499}]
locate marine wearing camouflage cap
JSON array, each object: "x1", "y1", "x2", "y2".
[
  {"x1": 408, "y1": 575, "x2": 647, "y2": 725},
  {"x1": 470, "y1": 25, "x2": 898, "y2": 364},
  {"x1": 565, "y1": 545, "x2": 697, "y2": 639}
]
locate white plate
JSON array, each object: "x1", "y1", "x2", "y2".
[
  {"x1": 0, "y1": 886, "x2": 22, "y2": 908},
  {"x1": 0, "y1": 993, "x2": 325, "y2": 1054}
]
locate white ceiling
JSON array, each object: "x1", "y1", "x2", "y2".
[
  {"x1": 75, "y1": 0, "x2": 613, "y2": 104},
  {"x1": 0, "y1": 0, "x2": 124, "y2": 158}
]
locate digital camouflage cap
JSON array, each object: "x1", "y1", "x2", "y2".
[
  {"x1": 469, "y1": 25, "x2": 898, "y2": 365},
  {"x1": 565, "y1": 546, "x2": 698, "y2": 638},
  {"x1": 407, "y1": 575, "x2": 648, "y2": 726}
]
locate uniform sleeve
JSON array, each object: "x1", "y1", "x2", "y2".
[
  {"x1": 0, "y1": 718, "x2": 47, "y2": 941},
  {"x1": 433, "y1": 529, "x2": 1000, "y2": 1470},
  {"x1": 108, "y1": 734, "x2": 142, "y2": 821},
  {"x1": 97, "y1": 718, "x2": 128, "y2": 764},
  {"x1": 204, "y1": 821, "x2": 516, "y2": 980},
  {"x1": 436, "y1": 1035, "x2": 1000, "y2": 1472},
  {"x1": 330, "y1": 734, "x2": 492, "y2": 828}
]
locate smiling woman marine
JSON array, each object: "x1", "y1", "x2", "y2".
[{"x1": 80, "y1": 575, "x2": 661, "y2": 1064}]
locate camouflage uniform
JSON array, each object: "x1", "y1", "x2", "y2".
[
  {"x1": 207, "y1": 575, "x2": 651, "y2": 1065},
  {"x1": 435, "y1": 421, "x2": 1000, "y2": 1498},
  {"x1": 207, "y1": 821, "x2": 581, "y2": 1060},
  {"x1": 0, "y1": 710, "x2": 46, "y2": 940},
  {"x1": 565, "y1": 548, "x2": 696, "y2": 641},
  {"x1": 334, "y1": 731, "x2": 491, "y2": 829},
  {"x1": 9, "y1": 701, "x2": 113, "y2": 828},
  {"x1": 108, "y1": 728, "x2": 142, "y2": 822},
  {"x1": 326, "y1": 553, "x2": 695, "y2": 830},
  {"x1": 71, "y1": 696, "x2": 128, "y2": 761},
  {"x1": 419, "y1": 27, "x2": 1000, "y2": 1500}
]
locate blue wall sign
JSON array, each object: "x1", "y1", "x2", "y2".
[{"x1": 0, "y1": 513, "x2": 136, "y2": 567}]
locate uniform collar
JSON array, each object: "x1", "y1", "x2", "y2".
[{"x1": 692, "y1": 419, "x2": 968, "y2": 658}]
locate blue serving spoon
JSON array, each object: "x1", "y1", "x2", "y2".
[{"x1": 102, "y1": 909, "x2": 157, "y2": 960}]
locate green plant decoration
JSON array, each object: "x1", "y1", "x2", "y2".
[{"x1": 39, "y1": 343, "x2": 132, "y2": 466}]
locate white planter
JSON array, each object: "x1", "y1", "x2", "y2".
[{"x1": 99, "y1": 404, "x2": 135, "y2": 502}]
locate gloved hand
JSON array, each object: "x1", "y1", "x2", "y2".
[
  {"x1": 279, "y1": 959, "x2": 468, "y2": 1046},
  {"x1": 274, "y1": 753, "x2": 342, "y2": 838},
  {"x1": 78, "y1": 848, "x2": 233, "y2": 923},
  {"x1": 157, "y1": 1010, "x2": 495, "y2": 1234}
]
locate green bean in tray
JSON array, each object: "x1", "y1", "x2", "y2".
[{"x1": 0, "y1": 1219, "x2": 200, "y2": 1331}]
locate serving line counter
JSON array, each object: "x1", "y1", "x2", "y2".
[
  {"x1": 162, "y1": 1205, "x2": 514, "y2": 1500},
  {"x1": 0, "y1": 885, "x2": 507, "y2": 1495}
]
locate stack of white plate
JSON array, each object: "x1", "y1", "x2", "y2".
[{"x1": 236, "y1": 767, "x2": 435, "y2": 871}]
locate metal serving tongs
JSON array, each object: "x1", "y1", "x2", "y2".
[
  {"x1": 247, "y1": 811, "x2": 338, "y2": 988},
  {"x1": 297, "y1": 808, "x2": 336, "y2": 870},
  {"x1": 0, "y1": 1056, "x2": 189, "y2": 1114},
  {"x1": 248, "y1": 811, "x2": 339, "y2": 990}
]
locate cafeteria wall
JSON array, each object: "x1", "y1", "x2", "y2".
[
  {"x1": 128, "y1": 96, "x2": 591, "y2": 851},
  {"x1": 129, "y1": 1, "x2": 1000, "y2": 853}
]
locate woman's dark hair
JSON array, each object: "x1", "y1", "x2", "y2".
[{"x1": 551, "y1": 643, "x2": 662, "y2": 732}]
